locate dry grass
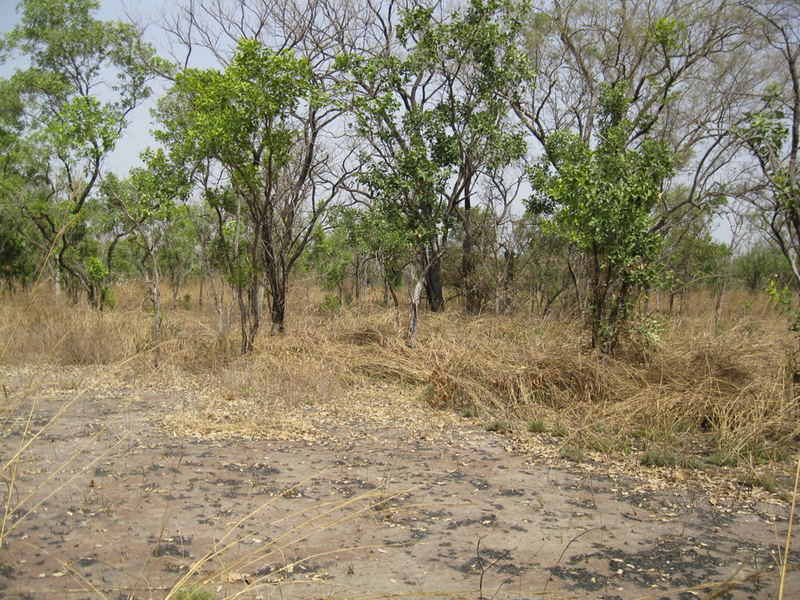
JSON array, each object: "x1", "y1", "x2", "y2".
[{"x1": 2, "y1": 283, "x2": 798, "y2": 472}]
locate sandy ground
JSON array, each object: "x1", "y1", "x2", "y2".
[{"x1": 0, "y1": 366, "x2": 798, "y2": 600}]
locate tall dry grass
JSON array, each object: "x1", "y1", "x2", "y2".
[
  {"x1": 0, "y1": 283, "x2": 418, "y2": 600},
  {"x1": 2, "y1": 282, "x2": 798, "y2": 468}
]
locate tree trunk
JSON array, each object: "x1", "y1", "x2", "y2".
[
  {"x1": 463, "y1": 227, "x2": 480, "y2": 314},
  {"x1": 238, "y1": 285, "x2": 252, "y2": 354},
  {"x1": 354, "y1": 254, "x2": 361, "y2": 303},
  {"x1": 505, "y1": 250, "x2": 516, "y2": 312},
  {"x1": 423, "y1": 247, "x2": 444, "y2": 312},
  {"x1": 149, "y1": 275, "x2": 161, "y2": 368},
  {"x1": 227, "y1": 287, "x2": 236, "y2": 335},
  {"x1": 246, "y1": 282, "x2": 261, "y2": 350},
  {"x1": 270, "y1": 284, "x2": 286, "y2": 335},
  {"x1": 407, "y1": 278, "x2": 425, "y2": 349}
]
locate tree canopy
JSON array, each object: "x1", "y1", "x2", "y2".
[{"x1": 1, "y1": 0, "x2": 797, "y2": 352}]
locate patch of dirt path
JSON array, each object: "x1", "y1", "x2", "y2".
[{"x1": 0, "y1": 366, "x2": 797, "y2": 600}]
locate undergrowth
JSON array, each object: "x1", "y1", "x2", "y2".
[
  {"x1": 1, "y1": 281, "x2": 798, "y2": 598},
  {"x1": 1, "y1": 283, "x2": 797, "y2": 471}
]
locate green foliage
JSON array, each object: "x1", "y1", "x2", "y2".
[
  {"x1": 655, "y1": 219, "x2": 729, "y2": 314},
  {"x1": 0, "y1": 216, "x2": 36, "y2": 284},
  {"x1": 341, "y1": 0, "x2": 533, "y2": 311},
  {"x1": 528, "y1": 82, "x2": 674, "y2": 349},
  {"x1": 630, "y1": 315, "x2": 665, "y2": 344},
  {"x1": 154, "y1": 37, "x2": 321, "y2": 342},
  {"x1": 100, "y1": 287, "x2": 117, "y2": 310},
  {"x1": 319, "y1": 293, "x2": 342, "y2": 313},
  {"x1": 170, "y1": 585, "x2": 217, "y2": 600},
  {"x1": 639, "y1": 450, "x2": 677, "y2": 467},
  {"x1": 647, "y1": 17, "x2": 687, "y2": 51},
  {"x1": 85, "y1": 256, "x2": 108, "y2": 285},
  {"x1": 1, "y1": 0, "x2": 158, "y2": 172},
  {"x1": 559, "y1": 445, "x2": 586, "y2": 462},
  {"x1": 732, "y1": 241, "x2": 795, "y2": 293},
  {"x1": 326, "y1": 206, "x2": 409, "y2": 296},
  {"x1": 0, "y1": 0, "x2": 160, "y2": 300},
  {"x1": 527, "y1": 420, "x2": 548, "y2": 433},
  {"x1": 307, "y1": 226, "x2": 353, "y2": 293},
  {"x1": 460, "y1": 405, "x2": 479, "y2": 418},
  {"x1": 738, "y1": 472, "x2": 778, "y2": 494},
  {"x1": 767, "y1": 279, "x2": 800, "y2": 332},
  {"x1": 159, "y1": 40, "x2": 312, "y2": 186},
  {"x1": 740, "y1": 83, "x2": 788, "y2": 169}
]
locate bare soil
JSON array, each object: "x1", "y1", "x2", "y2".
[{"x1": 1, "y1": 365, "x2": 798, "y2": 600}]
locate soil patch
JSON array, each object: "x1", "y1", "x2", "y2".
[{"x1": 0, "y1": 366, "x2": 797, "y2": 599}]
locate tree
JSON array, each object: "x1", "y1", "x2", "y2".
[
  {"x1": 324, "y1": 204, "x2": 413, "y2": 310},
  {"x1": 528, "y1": 82, "x2": 674, "y2": 350},
  {"x1": 101, "y1": 167, "x2": 184, "y2": 366},
  {"x1": 0, "y1": 0, "x2": 162, "y2": 303},
  {"x1": 342, "y1": 0, "x2": 532, "y2": 318},
  {"x1": 155, "y1": 38, "x2": 341, "y2": 350},
  {"x1": 732, "y1": 238, "x2": 795, "y2": 293},
  {"x1": 736, "y1": 2, "x2": 800, "y2": 297},
  {"x1": 514, "y1": 0, "x2": 754, "y2": 304}
]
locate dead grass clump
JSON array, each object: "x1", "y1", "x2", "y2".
[{"x1": 0, "y1": 296, "x2": 150, "y2": 365}]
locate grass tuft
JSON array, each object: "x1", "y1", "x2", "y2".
[{"x1": 171, "y1": 585, "x2": 217, "y2": 600}]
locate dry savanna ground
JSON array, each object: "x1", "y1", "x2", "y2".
[{"x1": 1, "y1": 280, "x2": 799, "y2": 599}]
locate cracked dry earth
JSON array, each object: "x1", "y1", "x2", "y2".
[{"x1": 1, "y1": 367, "x2": 798, "y2": 600}]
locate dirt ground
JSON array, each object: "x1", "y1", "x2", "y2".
[{"x1": 1, "y1": 365, "x2": 798, "y2": 600}]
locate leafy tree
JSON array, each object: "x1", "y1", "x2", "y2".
[
  {"x1": 510, "y1": 213, "x2": 574, "y2": 316},
  {"x1": 0, "y1": 0, "x2": 162, "y2": 304},
  {"x1": 328, "y1": 205, "x2": 411, "y2": 309},
  {"x1": 735, "y1": 1, "x2": 800, "y2": 293},
  {"x1": 342, "y1": 0, "x2": 532, "y2": 321},
  {"x1": 159, "y1": 209, "x2": 198, "y2": 310},
  {"x1": 306, "y1": 225, "x2": 353, "y2": 309},
  {"x1": 732, "y1": 239, "x2": 795, "y2": 293},
  {"x1": 155, "y1": 39, "x2": 339, "y2": 350},
  {"x1": 0, "y1": 216, "x2": 36, "y2": 292},
  {"x1": 528, "y1": 83, "x2": 674, "y2": 350},
  {"x1": 514, "y1": 0, "x2": 751, "y2": 306},
  {"x1": 101, "y1": 165, "x2": 187, "y2": 366}
]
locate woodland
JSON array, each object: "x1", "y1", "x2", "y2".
[
  {"x1": 2, "y1": 0, "x2": 800, "y2": 489},
  {"x1": 0, "y1": 0, "x2": 798, "y2": 347},
  {"x1": 3, "y1": 2, "x2": 800, "y2": 598}
]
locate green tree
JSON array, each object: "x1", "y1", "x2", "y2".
[
  {"x1": 327, "y1": 205, "x2": 411, "y2": 309},
  {"x1": 736, "y1": 1, "x2": 800, "y2": 291},
  {"x1": 528, "y1": 83, "x2": 674, "y2": 350},
  {"x1": 0, "y1": 216, "x2": 36, "y2": 292},
  {"x1": 155, "y1": 39, "x2": 339, "y2": 351},
  {"x1": 159, "y1": 210, "x2": 198, "y2": 310},
  {"x1": 514, "y1": 0, "x2": 750, "y2": 305},
  {"x1": 343, "y1": 0, "x2": 532, "y2": 320},
  {"x1": 732, "y1": 239, "x2": 795, "y2": 293},
  {"x1": 101, "y1": 166, "x2": 185, "y2": 366},
  {"x1": 0, "y1": 0, "x2": 162, "y2": 304}
]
